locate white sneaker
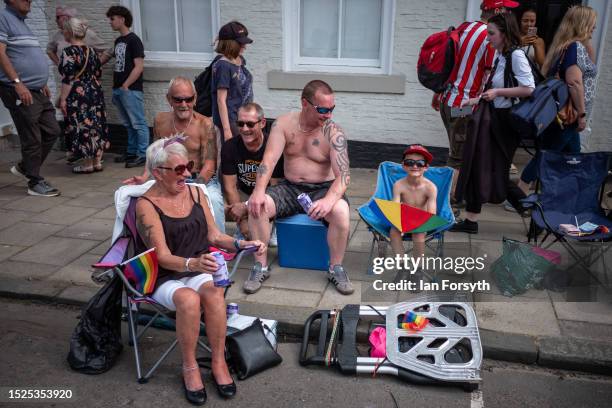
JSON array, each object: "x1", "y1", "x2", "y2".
[
  {"x1": 269, "y1": 228, "x2": 278, "y2": 247},
  {"x1": 503, "y1": 200, "x2": 516, "y2": 213}
]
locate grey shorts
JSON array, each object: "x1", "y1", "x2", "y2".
[{"x1": 266, "y1": 179, "x2": 349, "y2": 219}]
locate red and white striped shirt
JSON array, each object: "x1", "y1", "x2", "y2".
[{"x1": 444, "y1": 21, "x2": 494, "y2": 108}]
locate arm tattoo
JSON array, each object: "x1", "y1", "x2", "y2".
[
  {"x1": 312, "y1": 138, "x2": 320, "y2": 146},
  {"x1": 325, "y1": 121, "x2": 350, "y2": 188},
  {"x1": 136, "y1": 212, "x2": 154, "y2": 247},
  {"x1": 257, "y1": 163, "x2": 269, "y2": 176},
  {"x1": 205, "y1": 122, "x2": 217, "y2": 160}
]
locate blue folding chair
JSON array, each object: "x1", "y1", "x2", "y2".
[
  {"x1": 522, "y1": 151, "x2": 612, "y2": 285},
  {"x1": 357, "y1": 161, "x2": 455, "y2": 276}
]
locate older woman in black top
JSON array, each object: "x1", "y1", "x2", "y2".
[{"x1": 136, "y1": 137, "x2": 265, "y2": 405}]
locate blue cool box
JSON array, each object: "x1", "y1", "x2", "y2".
[{"x1": 275, "y1": 214, "x2": 330, "y2": 270}]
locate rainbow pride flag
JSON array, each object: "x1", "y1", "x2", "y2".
[
  {"x1": 121, "y1": 248, "x2": 158, "y2": 295},
  {"x1": 401, "y1": 311, "x2": 429, "y2": 331}
]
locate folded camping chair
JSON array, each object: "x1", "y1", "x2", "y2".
[
  {"x1": 522, "y1": 151, "x2": 612, "y2": 286},
  {"x1": 357, "y1": 161, "x2": 455, "y2": 277},
  {"x1": 93, "y1": 183, "x2": 249, "y2": 383}
]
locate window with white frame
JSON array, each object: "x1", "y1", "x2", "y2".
[
  {"x1": 282, "y1": 0, "x2": 395, "y2": 74},
  {"x1": 123, "y1": 0, "x2": 220, "y2": 66}
]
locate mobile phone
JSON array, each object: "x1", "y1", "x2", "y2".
[
  {"x1": 527, "y1": 26, "x2": 537, "y2": 36},
  {"x1": 450, "y1": 106, "x2": 473, "y2": 118},
  {"x1": 241, "y1": 244, "x2": 260, "y2": 254}
]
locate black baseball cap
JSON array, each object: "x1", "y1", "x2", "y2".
[{"x1": 218, "y1": 21, "x2": 253, "y2": 44}]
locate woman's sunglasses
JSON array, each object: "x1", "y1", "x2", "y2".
[
  {"x1": 157, "y1": 160, "x2": 195, "y2": 175},
  {"x1": 305, "y1": 98, "x2": 335, "y2": 114},
  {"x1": 171, "y1": 95, "x2": 195, "y2": 104},
  {"x1": 236, "y1": 120, "x2": 261, "y2": 128},
  {"x1": 403, "y1": 159, "x2": 427, "y2": 168}
]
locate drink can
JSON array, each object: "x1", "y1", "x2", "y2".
[
  {"x1": 297, "y1": 193, "x2": 313, "y2": 213},
  {"x1": 227, "y1": 303, "x2": 239, "y2": 316},
  {"x1": 211, "y1": 251, "x2": 231, "y2": 287}
]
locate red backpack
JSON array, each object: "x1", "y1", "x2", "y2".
[{"x1": 417, "y1": 23, "x2": 468, "y2": 93}]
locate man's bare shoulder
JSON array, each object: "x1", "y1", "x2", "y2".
[
  {"x1": 393, "y1": 177, "x2": 409, "y2": 192},
  {"x1": 193, "y1": 111, "x2": 213, "y2": 129},
  {"x1": 155, "y1": 111, "x2": 172, "y2": 122},
  {"x1": 271, "y1": 112, "x2": 298, "y2": 131},
  {"x1": 322, "y1": 119, "x2": 347, "y2": 142}
]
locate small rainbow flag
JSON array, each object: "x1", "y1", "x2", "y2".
[
  {"x1": 401, "y1": 311, "x2": 429, "y2": 331},
  {"x1": 121, "y1": 248, "x2": 158, "y2": 295}
]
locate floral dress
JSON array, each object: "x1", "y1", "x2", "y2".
[{"x1": 59, "y1": 45, "x2": 109, "y2": 159}]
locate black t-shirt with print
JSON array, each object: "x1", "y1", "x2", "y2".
[
  {"x1": 221, "y1": 133, "x2": 284, "y2": 195},
  {"x1": 112, "y1": 32, "x2": 145, "y2": 91}
]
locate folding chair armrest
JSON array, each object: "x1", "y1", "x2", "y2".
[{"x1": 115, "y1": 266, "x2": 146, "y2": 298}]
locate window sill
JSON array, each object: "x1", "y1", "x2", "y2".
[
  {"x1": 143, "y1": 66, "x2": 204, "y2": 82},
  {"x1": 267, "y1": 70, "x2": 405, "y2": 94}
]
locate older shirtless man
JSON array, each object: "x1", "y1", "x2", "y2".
[
  {"x1": 245, "y1": 80, "x2": 352, "y2": 295},
  {"x1": 123, "y1": 76, "x2": 225, "y2": 231}
]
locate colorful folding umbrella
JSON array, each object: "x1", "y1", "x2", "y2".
[{"x1": 368, "y1": 198, "x2": 449, "y2": 233}]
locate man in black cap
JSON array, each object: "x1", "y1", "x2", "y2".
[{"x1": 212, "y1": 21, "x2": 254, "y2": 141}]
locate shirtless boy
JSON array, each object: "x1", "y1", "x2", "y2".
[{"x1": 389, "y1": 145, "x2": 437, "y2": 275}]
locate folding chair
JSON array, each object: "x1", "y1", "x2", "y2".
[
  {"x1": 92, "y1": 183, "x2": 249, "y2": 383},
  {"x1": 522, "y1": 151, "x2": 612, "y2": 287},
  {"x1": 357, "y1": 161, "x2": 455, "y2": 277}
]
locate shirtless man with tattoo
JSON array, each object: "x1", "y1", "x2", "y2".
[
  {"x1": 245, "y1": 80, "x2": 353, "y2": 295},
  {"x1": 123, "y1": 76, "x2": 226, "y2": 232}
]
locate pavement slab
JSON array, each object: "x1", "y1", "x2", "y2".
[
  {"x1": 10, "y1": 236, "x2": 98, "y2": 266},
  {"x1": 551, "y1": 300, "x2": 612, "y2": 326},
  {"x1": 54, "y1": 218, "x2": 114, "y2": 241},
  {"x1": 0, "y1": 221, "x2": 65, "y2": 246},
  {"x1": 0, "y1": 244, "x2": 25, "y2": 262},
  {"x1": 29, "y1": 205, "x2": 99, "y2": 225},
  {"x1": 263, "y1": 265, "x2": 329, "y2": 292},
  {"x1": 92, "y1": 205, "x2": 117, "y2": 220},
  {"x1": 46, "y1": 253, "x2": 101, "y2": 287},
  {"x1": 88, "y1": 238, "x2": 113, "y2": 256},
  {"x1": 64, "y1": 191, "x2": 115, "y2": 209},
  {"x1": 0, "y1": 260, "x2": 61, "y2": 280},
  {"x1": 0, "y1": 208, "x2": 30, "y2": 230},
  {"x1": 2, "y1": 194, "x2": 68, "y2": 212},
  {"x1": 474, "y1": 294, "x2": 561, "y2": 336},
  {"x1": 245, "y1": 287, "x2": 322, "y2": 308}
]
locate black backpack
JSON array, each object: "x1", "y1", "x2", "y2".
[{"x1": 194, "y1": 55, "x2": 222, "y2": 117}]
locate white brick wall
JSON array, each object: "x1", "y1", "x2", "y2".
[
  {"x1": 588, "y1": 7, "x2": 612, "y2": 153},
  {"x1": 25, "y1": 0, "x2": 612, "y2": 151}
]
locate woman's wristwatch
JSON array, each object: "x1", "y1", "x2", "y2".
[{"x1": 233, "y1": 239, "x2": 242, "y2": 251}]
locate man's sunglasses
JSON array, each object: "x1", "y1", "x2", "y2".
[
  {"x1": 171, "y1": 95, "x2": 195, "y2": 104},
  {"x1": 236, "y1": 119, "x2": 261, "y2": 128},
  {"x1": 157, "y1": 160, "x2": 195, "y2": 175},
  {"x1": 403, "y1": 159, "x2": 427, "y2": 168},
  {"x1": 305, "y1": 98, "x2": 335, "y2": 114}
]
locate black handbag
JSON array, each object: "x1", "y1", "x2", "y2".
[{"x1": 226, "y1": 318, "x2": 282, "y2": 380}]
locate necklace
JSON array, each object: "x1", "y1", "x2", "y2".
[
  {"x1": 297, "y1": 112, "x2": 317, "y2": 133},
  {"x1": 172, "y1": 113, "x2": 194, "y2": 135}
]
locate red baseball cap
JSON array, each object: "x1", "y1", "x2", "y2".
[
  {"x1": 481, "y1": 0, "x2": 519, "y2": 10},
  {"x1": 403, "y1": 144, "x2": 433, "y2": 164}
]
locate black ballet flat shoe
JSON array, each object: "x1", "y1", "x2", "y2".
[
  {"x1": 212, "y1": 375, "x2": 236, "y2": 399},
  {"x1": 183, "y1": 380, "x2": 207, "y2": 406}
]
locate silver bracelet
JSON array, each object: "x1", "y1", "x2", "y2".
[{"x1": 185, "y1": 257, "x2": 192, "y2": 272}]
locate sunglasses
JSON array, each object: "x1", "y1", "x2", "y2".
[
  {"x1": 171, "y1": 95, "x2": 195, "y2": 104},
  {"x1": 305, "y1": 98, "x2": 335, "y2": 115},
  {"x1": 403, "y1": 159, "x2": 427, "y2": 168},
  {"x1": 157, "y1": 160, "x2": 195, "y2": 175},
  {"x1": 236, "y1": 119, "x2": 261, "y2": 129}
]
